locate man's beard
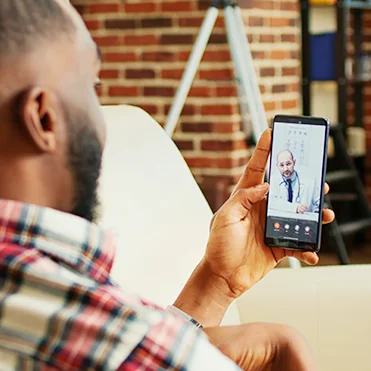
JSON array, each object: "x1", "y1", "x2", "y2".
[{"x1": 65, "y1": 107, "x2": 103, "y2": 223}]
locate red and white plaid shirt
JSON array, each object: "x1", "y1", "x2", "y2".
[{"x1": 0, "y1": 199, "x2": 240, "y2": 370}]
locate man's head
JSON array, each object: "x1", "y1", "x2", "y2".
[
  {"x1": 277, "y1": 150, "x2": 296, "y2": 179},
  {"x1": 0, "y1": 0, "x2": 105, "y2": 222}
]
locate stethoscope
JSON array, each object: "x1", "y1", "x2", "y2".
[{"x1": 279, "y1": 171, "x2": 301, "y2": 203}]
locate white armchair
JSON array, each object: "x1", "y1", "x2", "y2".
[{"x1": 99, "y1": 105, "x2": 371, "y2": 371}]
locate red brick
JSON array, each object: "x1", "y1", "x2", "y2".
[
  {"x1": 104, "y1": 52, "x2": 138, "y2": 63},
  {"x1": 209, "y1": 34, "x2": 227, "y2": 44},
  {"x1": 270, "y1": 50, "x2": 290, "y2": 59},
  {"x1": 126, "y1": 69, "x2": 156, "y2": 79},
  {"x1": 89, "y1": 3, "x2": 119, "y2": 13},
  {"x1": 215, "y1": 16, "x2": 225, "y2": 28},
  {"x1": 185, "y1": 157, "x2": 214, "y2": 168},
  {"x1": 290, "y1": 50, "x2": 299, "y2": 59},
  {"x1": 144, "y1": 86, "x2": 175, "y2": 97},
  {"x1": 199, "y1": 69, "x2": 233, "y2": 80},
  {"x1": 260, "y1": 34, "x2": 275, "y2": 43},
  {"x1": 280, "y1": 1, "x2": 299, "y2": 11},
  {"x1": 160, "y1": 34, "x2": 194, "y2": 45},
  {"x1": 178, "y1": 51, "x2": 191, "y2": 61},
  {"x1": 124, "y1": 35, "x2": 157, "y2": 46},
  {"x1": 216, "y1": 86, "x2": 237, "y2": 97},
  {"x1": 179, "y1": 17, "x2": 203, "y2": 27},
  {"x1": 125, "y1": 2, "x2": 156, "y2": 12},
  {"x1": 100, "y1": 70, "x2": 119, "y2": 79},
  {"x1": 282, "y1": 99, "x2": 297, "y2": 109},
  {"x1": 189, "y1": 87, "x2": 214, "y2": 97},
  {"x1": 202, "y1": 50, "x2": 231, "y2": 62},
  {"x1": 252, "y1": 51, "x2": 266, "y2": 59},
  {"x1": 249, "y1": 16, "x2": 264, "y2": 27},
  {"x1": 161, "y1": 1, "x2": 194, "y2": 12},
  {"x1": 165, "y1": 104, "x2": 196, "y2": 115},
  {"x1": 84, "y1": 20, "x2": 101, "y2": 30},
  {"x1": 290, "y1": 83, "x2": 300, "y2": 92},
  {"x1": 201, "y1": 104, "x2": 237, "y2": 115},
  {"x1": 201, "y1": 140, "x2": 246, "y2": 151},
  {"x1": 264, "y1": 101, "x2": 276, "y2": 111},
  {"x1": 137, "y1": 104, "x2": 158, "y2": 115},
  {"x1": 282, "y1": 67, "x2": 298, "y2": 76},
  {"x1": 182, "y1": 122, "x2": 235, "y2": 133},
  {"x1": 241, "y1": 0, "x2": 275, "y2": 9},
  {"x1": 281, "y1": 34, "x2": 297, "y2": 43},
  {"x1": 260, "y1": 67, "x2": 275, "y2": 77},
  {"x1": 109, "y1": 86, "x2": 139, "y2": 97},
  {"x1": 162, "y1": 69, "x2": 184, "y2": 79},
  {"x1": 141, "y1": 18, "x2": 173, "y2": 28},
  {"x1": 105, "y1": 19, "x2": 136, "y2": 29},
  {"x1": 174, "y1": 140, "x2": 194, "y2": 150},
  {"x1": 93, "y1": 36, "x2": 121, "y2": 47},
  {"x1": 142, "y1": 52, "x2": 175, "y2": 62},
  {"x1": 201, "y1": 140, "x2": 233, "y2": 151},
  {"x1": 218, "y1": 158, "x2": 237, "y2": 168},
  {"x1": 272, "y1": 84, "x2": 287, "y2": 93},
  {"x1": 270, "y1": 18, "x2": 290, "y2": 27}
]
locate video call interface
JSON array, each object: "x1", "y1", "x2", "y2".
[{"x1": 265, "y1": 121, "x2": 326, "y2": 244}]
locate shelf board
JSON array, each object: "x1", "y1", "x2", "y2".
[
  {"x1": 309, "y1": 1, "x2": 371, "y2": 9},
  {"x1": 351, "y1": 78, "x2": 371, "y2": 84},
  {"x1": 344, "y1": 1, "x2": 371, "y2": 9},
  {"x1": 306, "y1": 78, "x2": 371, "y2": 85}
]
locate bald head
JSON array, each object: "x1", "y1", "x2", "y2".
[
  {"x1": 277, "y1": 150, "x2": 296, "y2": 179},
  {"x1": 0, "y1": 0, "x2": 106, "y2": 222},
  {"x1": 277, "y1": 150, "x2": 294, "y2": 163}
]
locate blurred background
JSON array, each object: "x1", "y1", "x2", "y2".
[{"x1": 71, "y1": 0, "x2": 371, "y2": 265}]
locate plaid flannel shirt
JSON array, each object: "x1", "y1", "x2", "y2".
[{"x1": 0, "y1": 199, "x2": 240, "y2": 370}]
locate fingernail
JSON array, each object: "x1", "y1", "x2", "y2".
[{"x1": 255, "y1": 183, "x2": 269, "y2": 190}]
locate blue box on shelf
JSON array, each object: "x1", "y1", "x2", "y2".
[{"x1": 310, "y1": 32, "x2": 336, "y2": 81}]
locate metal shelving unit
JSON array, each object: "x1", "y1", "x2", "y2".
[{"x1": 301, "y1": 0, "x2": 371, "y2": 264}]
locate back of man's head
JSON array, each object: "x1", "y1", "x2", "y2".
[
  {"x1": 0, "y1": 0, "x2": 75, "y2": 56},
  {"x1": 0, "y1": 0, "x2": 107, "y2": 223}
]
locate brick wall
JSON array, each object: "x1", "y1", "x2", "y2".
[{"x1": 72, "y1": 0, "x2": 301, "y2": 211}]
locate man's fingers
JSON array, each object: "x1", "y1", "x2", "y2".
[
  {"x1": 288, "y1": 251, "x2": 319, "y2": 266},
  {"x1": 324, "y1": 183, "x2": 330, "y2": 195},
  {"x1": 231, "y1": 129, "x2": 271, "y2": 197},
  {"x1": 322, "y1": 208, "x2": 335, "y2": 224}
]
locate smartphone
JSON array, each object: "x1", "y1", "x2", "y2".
[{"x1": 264, "y1": 115, "x2": 330, "y2": 252}]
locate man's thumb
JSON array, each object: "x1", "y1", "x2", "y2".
[
  {"x1": 220, "y1": 183, "x2": 269, "y2": 221},
  {"x1": 239, "y1": 183, "x2": 270, "y2": 209}
]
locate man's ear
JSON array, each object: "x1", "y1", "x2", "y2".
[{"x1": 18, "y1": 87, "x2": 58, "y2": 153}]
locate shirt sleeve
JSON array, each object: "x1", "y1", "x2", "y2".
[{"x1": 120, "y1": 313, "x2": 241, "y2": 371}]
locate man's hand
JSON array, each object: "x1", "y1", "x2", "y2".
[
  {"x1": 202, "y1": 129, "x2": 334, "y2": 301},
  {"x1": 205, "y1": 323, "x2": 318, "y2": 371},
  {"x1": 174, "y1": 129, "x2": 335, "y2": 327},
  {"x1": 296, "y1": 203, "x2": 309, "y2": 214}
]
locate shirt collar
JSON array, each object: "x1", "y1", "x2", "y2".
[{"x1": 0, "y1": 199, "x2": 116, "y2": 284}]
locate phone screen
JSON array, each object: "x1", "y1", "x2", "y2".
[{"x1": 264, "y1": 116, "x2": 329, "y2": 252}]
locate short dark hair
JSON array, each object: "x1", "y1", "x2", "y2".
[{"x1": 0, "y1": 0, "x2": 76, "y2": 55}]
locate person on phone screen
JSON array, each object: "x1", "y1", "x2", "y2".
[{"x1": 269, "y1": 149, "x2": 320, "y2": 214}]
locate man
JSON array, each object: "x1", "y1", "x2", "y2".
[
  {"x1": 0, "y1": 1, "x2": 335, "y2": 370},
  {"x1": 270, "y1": 150, "x2": 320, "y2": 214}
]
